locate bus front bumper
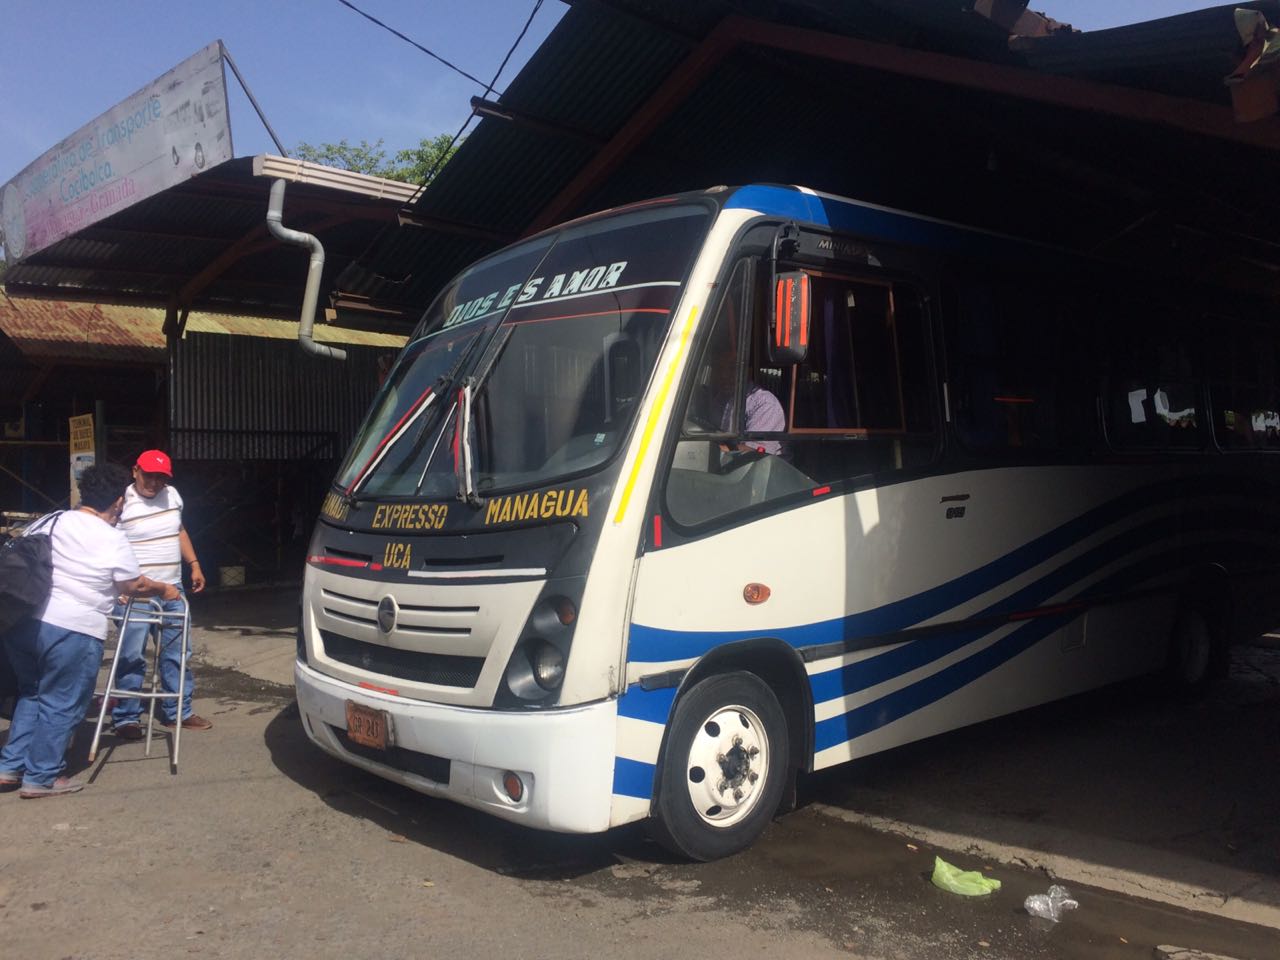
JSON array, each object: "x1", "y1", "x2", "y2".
[{"x1": 294, "y1": 661, "x2": 619, "y2": 834}]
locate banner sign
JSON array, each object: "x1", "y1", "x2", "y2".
[
  {"x1": 68, "y1": 413, "x2": 96, "y2": 508},
  {"x1": 1, "y1": 41, "x2": 233, "y2": 263}
]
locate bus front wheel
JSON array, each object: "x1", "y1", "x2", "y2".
[{"x1": 651, "y1": 672, "x2": 789, "y2": 861}]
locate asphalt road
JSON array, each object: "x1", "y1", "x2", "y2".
[{"x1": 1, "y1": 641, "x2": 1277, "y2": 959}]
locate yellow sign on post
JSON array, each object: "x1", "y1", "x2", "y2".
[{"x1": 69, "y1": 413, "x2": 95, "y2": 508}]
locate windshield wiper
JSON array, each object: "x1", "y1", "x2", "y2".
[
  {"x1": 453, "y1": 377, "x2": 479, "y2": 505},
  {"x1": 346, "y1": 378, "x2": 446, "y2": 498},
  {"x1": 346, "y1": 326, "x2": 496, "y2": 501}
]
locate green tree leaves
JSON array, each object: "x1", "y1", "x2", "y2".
[{"x1": 292, "y1": 134, "x2": 458, "y2": 185}]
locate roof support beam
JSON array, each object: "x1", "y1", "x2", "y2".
[
  {"x1": 7, "y1": 271, "x2": 318, "y2": 298},
  {"x1": 0, "y1": 286, "x2": 303, "y2": 321},
  {"x1": 13, "y1": 264, "x2": 201, "y2": 282},
  {"x1": 167, "y1": 210, "x2": 364, "y2": 334},
  {"x1": 470, "y1": 97, "x2": 606, "y2": 148},
  {"x1": 528, "y1": 13, "x2": 1280, "y2": 235},
  {"x1": 524, "y1": 20, "x2": 739, "y2": 234},
  {"x1": 396, "y1": 209, "x2": 518, "y2": 244},
  {"x1": 168, "y1": 223, "x2": 271, "y2": 336},
  {"x1": 81, "y1": 225, "x2": 237, "y2": 245},
  {"x1": 170, "y1": 179, "x2": 407, "y2": 221},
  {"x1": 723, "y1": 17, "x2": 1280, "y2": 149}
]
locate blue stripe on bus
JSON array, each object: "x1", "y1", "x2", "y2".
[
  {"x1": 813, "y1": 613, "x2": 1067, "y2": 751},
  {"x1": 807, "y1": 624, "x2": 986, "y2": 705},
  {"x1": 617, "y1": 684, "x2": 679, "y2": 725},
  {"x1": 612, "y1": 757, "x2": 656, "y2": 800},
  {"x1": 806, "y1": 517, "x2": 1272, "y2": 705},
  {"x1": 808, "y1": 513, "x2": 1187, "y2": 703},
  {"x1": 628, "y1": 477, "x2": 1265, "y2": 665},
  {"x1": 809, "y1": 538, "x2": 1275, "y2": 752},
  {"x1": 811, "y1": 548, "x2": 1160, "y2": 750}
]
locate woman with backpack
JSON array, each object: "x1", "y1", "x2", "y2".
[{"x1": 0, "y1": 463, "x2": 179, "y2": 798}]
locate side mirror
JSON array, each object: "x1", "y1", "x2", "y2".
[{"x1": 769, "y1": 270, "x2": 811, "y2": 365}]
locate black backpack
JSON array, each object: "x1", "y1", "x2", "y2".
[{"x1": 0, "y1": 512, "x2": 62, "y2": 634}]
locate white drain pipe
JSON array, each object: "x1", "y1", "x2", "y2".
[{"x1": 265, "y1": 178, "x2": 346, "y2": 360}]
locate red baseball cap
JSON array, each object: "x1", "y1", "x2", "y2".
[{"x1": 136, "y1": 449, "x2": 173, "y2": 477}]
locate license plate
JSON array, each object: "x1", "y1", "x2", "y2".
[{"x1": 345, "y1": 700, "x2": 389, "y2": 750}]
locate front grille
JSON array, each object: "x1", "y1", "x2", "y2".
[
  {"x1": 319, "y1": 630, "x2": 484, "y2": 688},
  {"x1": 330, "y1": 725, "x2": 451, "y2": 784}
]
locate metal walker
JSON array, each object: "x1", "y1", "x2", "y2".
[{"x1": 89, "y1": 596, "x2": 192, "y2": 772}]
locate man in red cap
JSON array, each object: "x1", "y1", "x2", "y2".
[{"x1": 110, "y1": 449, "x2": 212, "y2": 736}]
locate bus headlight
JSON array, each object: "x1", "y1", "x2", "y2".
[
  {"x1": 532, "y1": 641, "x2": 565, "y2": 690},
  {"x1": 498, "y1": 584, "x2": 582, "y2": 707},
  {"x1": 530, "y1": 595, "x2": 577, "y2": 633}
]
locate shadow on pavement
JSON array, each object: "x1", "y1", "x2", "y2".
[
  {"x1": 229, "y1": 566, "x2": 1279, "y2": 910},
  {"x1": 261, "y1": 702, "x2": 673, "y2": 880},
  {"x1": 806, "y1": 642, "x2": 1280, "y2": 885},
  {"x1": 187, "y1": 585, "x2": 301, "y2": 636}
]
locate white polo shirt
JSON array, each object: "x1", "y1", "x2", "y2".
[
  {"x1": 119, "y1": 484, "x2": 185, "y2": 585},
  {"x1": 37, "y1": 511, "x2": 141, "y2": 640}
]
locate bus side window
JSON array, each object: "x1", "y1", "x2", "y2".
[
  {"x1": 1103, "y1": 305, "x2": 1204, "y2": 451},
  {"x1": 669, "y1": 257, "x2": 810, "y2": 526},
  {"x1": 1207, "y1": 315, "x2": 1280, "y2": 452},
  {"x1": 784, "y1": 275, "x2": 935, "y2": 479},
  {"x1": 952, "y1": 281, "x2": 1091, "y2": 455},
  {"x1": 666, "y1": 257, "x2": 938, "y2": 530}
]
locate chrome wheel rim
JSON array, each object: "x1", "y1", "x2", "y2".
[{"x1": 683, "y1": 704, "x2": 769, "y2": 828}]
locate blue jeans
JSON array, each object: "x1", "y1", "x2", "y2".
[
  {"x1": 0, "y1": 619, "x2": 102, "y2": 787},
  {"x1": 111, "y1": 595, "x2": 192, "y2": 726}
]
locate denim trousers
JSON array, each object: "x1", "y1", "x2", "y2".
[
  {"x1": 111, "y1": 594, "x2": 192, "y2": 725},
  {"x1": 0, "y1": 619, "x2": 102, "y2": 787}
]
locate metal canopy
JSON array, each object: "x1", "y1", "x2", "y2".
[
  {"x1": 2, "y1": 156, "x2": 417, "y2": 334},
  {"x1": 336, "y1": 0, "x2": 1280, "y2": 326},
  {"x1": 6, "y1": 2, "x2": 1279, "y2": 336}
]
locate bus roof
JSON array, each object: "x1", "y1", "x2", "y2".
[{"x1": 723, "y1": 183, "x2": 1063, "y2": 268}]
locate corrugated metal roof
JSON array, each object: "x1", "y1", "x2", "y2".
[
  {"x1": 2, "y1": 156, "x2": 411, "y2": 325},
  {"x1": 337, "y1": 0, "x2": 1280, "y2": 316},
  {"x1": 1016, "y1": 3, "x2": 1279, "y2": 100},
  {"x1": 7, "y1": 1, "x2": 1280, "y2": 334},
  {"x1": 0, "y1": 293, "x2": 405, "y2": 365}
]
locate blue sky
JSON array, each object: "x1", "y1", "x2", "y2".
[{"x1": 0, "y1": 0, "x2": 1229, "y2": 185}]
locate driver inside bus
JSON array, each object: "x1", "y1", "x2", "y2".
[{"x1": 711, "y1": 355, "x2": 786, "y2": 456}]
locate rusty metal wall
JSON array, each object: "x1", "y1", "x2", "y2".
[{"x1": 169, "y1": 332, "x2": 391, "y2": 461}]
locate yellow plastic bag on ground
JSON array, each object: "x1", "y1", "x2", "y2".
[{"x1": 930, "y1": 856, "x2": 1002, "y2": 896}]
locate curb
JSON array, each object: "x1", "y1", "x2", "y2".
[{"x1": 812, "y1": 802, "x2": 1280, "y2": 932}]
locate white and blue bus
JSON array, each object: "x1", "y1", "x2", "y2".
[{"x1": 295, "y1": 184, "x2": 1280, "y2": 860}]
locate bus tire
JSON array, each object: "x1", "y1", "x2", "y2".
[
  {"x1": 650, "y1": 671, "x2": 789, "y2": 861},
  {"x1": 1162, "y1": 603, "x2": 1228, "y2": 698}
]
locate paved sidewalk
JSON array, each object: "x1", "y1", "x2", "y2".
[
  {"x1": 186, "y1": 583, "x2": 301, "y2": 688},
  {"x1": 174, "y1": 585, "x2": 1280, "y2": 935}
]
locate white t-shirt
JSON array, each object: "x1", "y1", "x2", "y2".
[
  {"x1": 119, "y1": 484, "x2": 184, "y2": 585},
  {"x1": 35, "y1": 511, "x2": 141, "y2": 640}
]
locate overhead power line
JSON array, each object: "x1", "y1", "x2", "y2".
[
  {"x1": 336, "y1": 0, "x2": 490, "y2": 89},
  {"x1": 404, "y1": 0, "x2": 547, "y2": 198},
  {"x1": 485, "y1": 0, "x2": 546, "y2": 99}
]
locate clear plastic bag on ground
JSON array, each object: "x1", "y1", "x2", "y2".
[
  {"x1": 1024, "y1": 884, "x2": 1079, "y2": 921},
  {"x1": 930, "y1": 856, "x2": 1002, "y2": 896}
]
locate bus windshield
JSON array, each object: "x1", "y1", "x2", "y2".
[{"x1": 339, "y1": 201, "x2": 712, "y2": 500}]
